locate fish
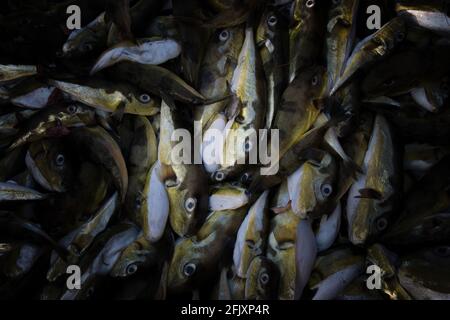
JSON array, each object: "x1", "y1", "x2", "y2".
[
  {"x1": 0, "y1": 182, "x2": 46, "y2": 202},
  {"x1": 315, "y1": 203, "x2": 341, "y2": 252},
  {"x1": 46, "y1": 192, "x2": 119, "y2": 282},
  {"x1": 50, "y1": 79, "x2": 160, "y2": 116},
  {"x1": 346, "y1": 115, "x2": 400, "y2": 245},
  {"x1": 267, "y1": 209, "x2": 300, "y2": 300},
  {"x1": 69, "y1": 126, "x2": 128, "y2": 202},
  {"x1": 159, "y1": 100, "x2": 209, "y2": 237},
  {"x1": 0, "y1": 64, "x2": 37, "y2": 84},
  {"x1": 109, "y1": 62, "x2": 207, "y2": 104},
  {"x1": 326, "y1": 0, "x2": 359, "y2": 92},
  {"x1": 62, "y1": 12, "x2": 109, "y2": 58},
  {"x1": 397, "y1": 246, "x2": 450, "y2": 299},
  {"x1": 244, "y1": 256, "x2": 279, "y2": 300},
  {"x1": 308, "y1": 247, "x2": 364, "y2": 300},
  {"x1": 233, "y1": 190, "x2": 270, "y2": 278},
  {"x1": 110, "y1": 229, "x2": 173, "y2": 278},
  {"x1": 167, "y1": 207, "x2": 247, "y2": 293},
  {"x1": 256, "y1": 6, "x2": 289, "y2": 128},
  {"x1": 8, "y1": 104, "x2": 96, "y2": 150},
  {"x1": 209, "y1": 183, "x2": 249, "y2": 211},
  {"x1": 396, "y1": 0, "x2": 450, "y2": 36},
  {"x1": 289, "y1": 0, "x2": 327, "y2": 82},
  {"x1": 367, "y1": 244, "x2": 412, "y2": 300},
  {"x1": 294, "y1": 219, "x2": 317, "y2": 299},
  {"x1": 383, "y1": 154, "x2": 450, "y2": 245},
  {"x1": 90, "y1": 37, "x2": 182, "y2": 74},
  {"x1": 273, "y1": 65, "x2": 327, "y2": 158},
  {"x1": 195, "y1": 26, "x2": 244, "y2": 130},
  {"x1": 25, "y1": 139, "x2": 74, "y2": 192},
  {"x1": 287, "y1": 150, "x2": 338, "y2": 219},
  {"x1": 215, "y1": 25, "x2": 267, "y2": 180},
  {"x1": 331, "y1": 17, "x2": 407, "y2": 95}
]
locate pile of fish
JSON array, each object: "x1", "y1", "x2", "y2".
[{"x1": 0, "y1": 0, "x2": 450, "y2": 300}]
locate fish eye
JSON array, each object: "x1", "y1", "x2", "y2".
[
  {"x1": 395, "y1": 32, "x2": 405, "y2": 42},
  {"x1": 184, "y1": 197, "x2": 197, "y2": 213},
  {"x1": 55, "y1": 154, "x2": 65, "y2": 166},
  {"x1": 183, "y1": 262, "x2": 197, "y2": 277},
  {"x1": 320, "y1": 184, "x2": 333, "y2": 197},
  {"x1": 246, "y1": 239, "x2": 256, "y2": 249},
  {"x1": 311, "y1": 75, "x2": 319, "y2": 86},
  {"x1": 243, "y1": 140, "x2": 253, "y2": 152},
  {"x1": 259, "y1": 272, "x2": 270, "y2": 285},
  {"x1": 434, "y1": 246, "x2": 450, "y2": 257},
  {"x1": 376, "y1": 217, "x2": 388, "y2": 231},
  {"x1": 236, "y1": 115, "x2": 245, "y2": 123},
  {"x1": 67, "y1": 105, "x2": 77, "y2": 114},
  {"x1": 383, "y1": 78, "x2": 396, "y2": 87},
  {"x1": 127, "y1": 264, "x2": 138, "y2": 275},
  {"x1": 214, "y1": 171, "x2": 226, "y2": 182},
  {"x1": 83, "y1": 43, "x2": 93, "y2": 52},
  {"x1": 219, "y1": 30, "x2": 230, "y2": 42},
  {"x1": 240, "y1": 173, "x2": 251, "y2": 183},
  {"x1": 306, "y1": 0, "x2": 315, "y2": 8},
  {"x1": 267, "y1": 15, "x2": 278, "y2": 27},
  {"x1": 139, "y1": 94, "x2": 151, "y2": 103}
]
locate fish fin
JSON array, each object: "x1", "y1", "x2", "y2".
[{"x1": 271, "y1": 201, "x2": 292, "y2": 214}]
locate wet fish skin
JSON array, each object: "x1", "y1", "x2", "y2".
[{"x1": 167, "y1": 207, "x2": 247, "y2": 293}]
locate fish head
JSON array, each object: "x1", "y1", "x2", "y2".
[
  {"x1": 167, "y1": 176, "x2": 209, "y2": 237},
  {"x1": 267, "y1": 212, "x2": 298, "y2": 299},
  {"x1": 245, "y1": 256, "x2": 279, "y2": 300},
  {"x1": 26, "y1": 139, "x2": 74, "y2": 192},
  {"x1": 167, "y1": 237, "x2": 206, "y2": 293}
]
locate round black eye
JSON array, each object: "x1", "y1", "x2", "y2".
[
  {"x1": 434, "y1": 246, "x2": 450, "y2": 257},
  {"x1": 55, "y1": 154, "x2": 65, "y2": 166},
  {"x1": 240, "y1": 173, "x2": 250, "y2": 183},
  {"x1": 376, "y1": 217, "x2": 388, "y2": 231},
  {"x1": 311, "y1": 75, "x2": 319, "y2": 86},
  {"x1": 219, "y1": 30, "x2": 230, "y2": 42},
  {"x1": 320, "y1": 184, "x2": 333, "y2": 197},
  {"x1": 259, "y1": 272, "x2": 270, "y2": 285},
  {"x1": 267, "y1": 15, "x2": 278, "y2": 27},
  {"x1": 83, "y1": 43, "x2": 93, "y2": 52},
  {"x1": 127, "y1": 264, "x2": 138, "y2": 275},
  {"x1": 67, "y1": 105, "x2": 77, "y2": 114},
  {"x1": 383, "y1": 78, "x2": 395, "y2": 87},
  {"x1": 183, "y1": 262, "x2": 196, "y2": 277},
  {"x1": 214, "y1": 171, "x2": 225, "y2": 182},
  {"x1": 306, "y1": 0, "x2": 315, "y2": 8},
  {"x1": 236, "y1": 115, "x2": 245, "y2": 123},
  {"x1": 243, "y1": 140, "x2": 253, "y2": 152},
  {"x1": 139, "y1": 94, "x2": 151, "y2": 103},
  {"x1": 184, "y1": 197, "x2": 197, "y2": 213},
  {"x1": 395, "y1": 32, "x2": 405, "y2": 42}
]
